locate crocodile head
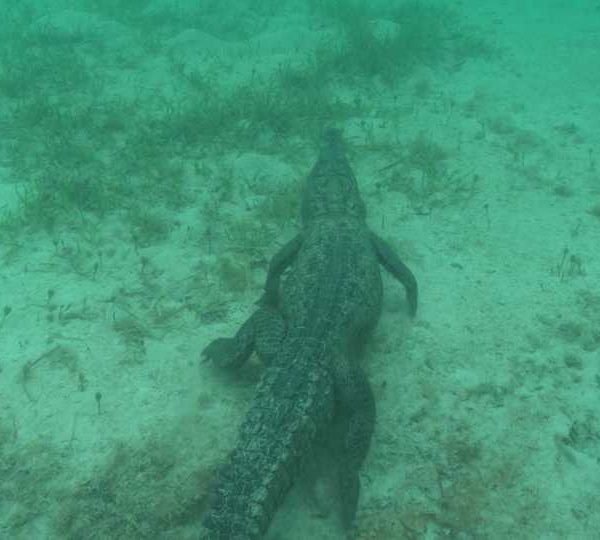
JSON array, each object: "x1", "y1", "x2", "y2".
[{"x1": 301, "y1": 128, "x2": 367, "y2": 224}]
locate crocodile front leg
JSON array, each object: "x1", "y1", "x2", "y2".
[
  {"x1": 370, "y1": 232, "x2": 418, "y2": 317},
  {"x1": 261, "y1": 233, "x2": 303, "y2": 307}
]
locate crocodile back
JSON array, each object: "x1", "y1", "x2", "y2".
[{"x1": 282, "y1": 217, "x2": 383, "y2": 355}]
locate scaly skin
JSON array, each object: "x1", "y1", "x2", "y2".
[{"x1": 202, "y1": 129, "x2": 417, "y2": 539}]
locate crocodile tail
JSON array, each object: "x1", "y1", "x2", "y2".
[{"x1": 202, "y1": 358, "x2": 334, "y2": 539}]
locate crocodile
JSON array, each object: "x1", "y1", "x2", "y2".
[{"x1": 201, "y1": 128, "x2": 417, "y2": 539}]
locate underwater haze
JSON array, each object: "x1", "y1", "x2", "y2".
[{"x1": 1, "y1": 0, "x2": 599, "y2": 538}]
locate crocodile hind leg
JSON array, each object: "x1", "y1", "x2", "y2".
[
  {"x1": 202, "y1": 233, "x2": 302, "y2": 369},
  {"x1": 332, "y1": 365, "x2": 376, "y2": 535},
  {"x1": 202, "y1": 305, "x2": 286, "y2": 368}
]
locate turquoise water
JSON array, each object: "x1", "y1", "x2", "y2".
[{"x1": 1, "y1": 1, "x2": 599, "y2": 538}]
